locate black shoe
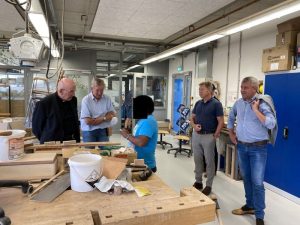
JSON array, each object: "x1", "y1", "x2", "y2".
[
  {"x1": 232, "y1": 204, "x2": 255, "y2": 215},
  {"x1": 193, "y1": 182, "x2": 203, "y2": 191},
  {"x1": 202, "y1": 186, "x2": 212, "y2": 195},
  {"x1": 256, "y1": 219, "x2": 264, "y2": 225}
]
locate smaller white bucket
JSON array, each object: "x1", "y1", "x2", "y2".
[
  {"x1": 68, "y1": 154, "x2": 102, "y2": 192},
  {"x1": 0, "y1": 130, "x2": 26, "y2": 161}
]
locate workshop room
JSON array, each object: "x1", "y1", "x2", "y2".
[{"x1": 1, "y1": 0, "x2": 300, "y2": 225}]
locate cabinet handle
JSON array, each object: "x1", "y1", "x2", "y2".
[{"x1": 283, "y1": 127, "x2": 288, "y2": 139}]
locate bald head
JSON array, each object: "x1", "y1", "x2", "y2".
[{"x1": 57, "y1": 78, "x2": 76, "y2": 101}]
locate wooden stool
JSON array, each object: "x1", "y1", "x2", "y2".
[
  {"x1": 167, "y1": 135, "x2": 192, "y2": 157},
  {"x1": 157, "y1": 130, "x2": 173, "y2": 149}
]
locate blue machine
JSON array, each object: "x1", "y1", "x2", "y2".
[{"x1": 264, "y1": 72, "x2": 300, "y2": 198}]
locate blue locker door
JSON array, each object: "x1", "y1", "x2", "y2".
[
  {"x1": 172, "y1": 78, "x2": 183, "y2": 132},
  {"x1": 264, "y1": 74, "x2": 288, "y2": 190},
  {"x1": 281, "y1": 73, "x2": 300, "y2": 197}
]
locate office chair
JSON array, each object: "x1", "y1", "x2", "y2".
[{"x1": 157, "y1": 119, "x2": 173, "y2": 149}]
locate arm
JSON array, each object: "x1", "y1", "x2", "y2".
[
  {"x1": 214, "y1": 116, "x2": 224, "y2": 138},
  {"x1": 120, "y1": 128, "x2": 149, "y2": 147},
  {"x1": 252, "y1": 100, "x2": 276, "y2": 129},
  {"x1": 73, "y1": 97, "x2": 81, "y2": 143},
  {"x1": 32, "y1": 101, "x2": 45, "y2": 141},
  {"x1": 227, "y1": 103, "x2": 237, "y2": 144},
  {"x1": 190, "y1": 113, "x2": 201, "y2": 132}
]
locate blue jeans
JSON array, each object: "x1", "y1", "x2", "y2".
[
  {"x1": 82, "y1": 128, "x2": 109, "y2": 149},
  {"x1": 237, "y1": 143, "x2": 267, "y2": 219}
]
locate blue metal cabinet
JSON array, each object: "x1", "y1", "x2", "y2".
[{"x1": 264, "y1": 72, "x2": 300, "y2": 197}]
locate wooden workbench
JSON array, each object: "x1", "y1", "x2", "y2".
[{"x1": 0, "y1": 175, "x2": 215, "y2": 225}]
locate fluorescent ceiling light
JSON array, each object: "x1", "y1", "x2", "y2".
[
  {"x1": 141, "y1": 0, "x2": 300, "y2": 65},
  {"x1": 28, "y1": 0, "x2": 60, "y2": 58},
  {"x1": 179, "y1": 34, "x2": 224, "y2": 51},
  {"x1": 223, "y1": 1, "x2": 300, "y2": 35},
  {"x1": 123, "y1": 64, "x2": 141, "y2": 72}
]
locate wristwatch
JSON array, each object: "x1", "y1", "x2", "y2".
[{"x1": 103, "y1": 116, "x2": 106, "y2": 121}]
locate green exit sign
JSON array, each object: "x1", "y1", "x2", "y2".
[{"x1": 177, "y1": 66, "x2": 183, "y2": 72}]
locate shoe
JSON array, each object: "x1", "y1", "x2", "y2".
[
  {"x1": 202, "y1": 186, "x2": 212, "y2": 195},
  {"x1": 256, "y1": 219, "x2": 264, "y2": 225},
  {"x1": 193, "y1": 182, "x2": 203, "y2": 191},
  {"x1": 232, "y1": 205, "x2": 255, "y2": 215}
]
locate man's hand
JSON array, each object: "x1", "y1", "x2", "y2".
[
  {"x1": 251, "y1": 99, "x2": 260, "y2": 112},
  {"x1": 229, "y1": 131, "x2": 237, "y2": 145},
  {"x1": 193, "y1": 124, "x2": 202, "y2": 132},
  {"x1": 213, "y1": 132, "x2": 220, "y2": 139},
  {"x1": 105, "y1": 112, "x2": 115, "y2": 121}
]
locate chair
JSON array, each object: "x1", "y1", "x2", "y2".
[
  {"x1": 157, "y1": 120, "x2": 173, "y2": 149},
  {"x1": 167, "y1": 134, "x2": 192, "y2": 158}
]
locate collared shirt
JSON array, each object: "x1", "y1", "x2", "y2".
[
  {"x1": 192, "y1": 97, "x2": 224, "y2": 133},
  {"x1": 227, "y1": 96, "x2": 276, "y2": 143},
  {"x1": 80, "y1": 93, "x2": 115, "y2": 131}
]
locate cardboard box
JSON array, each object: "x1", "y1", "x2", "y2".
[
  {"x1": 277, "y1": 16, "x2": 300, "y2": 33},
  {"x1": 111, "y1": 148, "x2": 137, "y2": 165},
  {"x1": 262, "y1": 46, "x2": 294, "y2": 72},
  {"x1": 276, "y1": 31, "x2": 298, "y2": 47}
]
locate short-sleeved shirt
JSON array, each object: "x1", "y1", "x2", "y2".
[
  {"x1": 80, "y1": 93, "x2": 115, "y2": 131},
  {"x1": 192, "y1": 97, "x2": 224, "y2": 133},
  {"x1": 132, "y1": 115, "x2": 158, "y2": 169}
]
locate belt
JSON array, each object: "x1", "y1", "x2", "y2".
[
  {"x1": 197, "y1": 130, "x2": 214, "y2": 135},
  {"x1": 237, "y1": 140, "x2": 268, "y2": 146}
]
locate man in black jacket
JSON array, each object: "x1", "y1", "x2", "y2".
[{"x1": 32, "y1": 78, "x2": 80, "y2": 144}]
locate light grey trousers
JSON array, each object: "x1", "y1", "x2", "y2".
[{"x1": 192, "y1": 131, "x2": 216, "y2": 187}]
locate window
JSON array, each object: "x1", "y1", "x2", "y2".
[{"x1": 146, "y1": 76, "x2": 167, "y2": 108}]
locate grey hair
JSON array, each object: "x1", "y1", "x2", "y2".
[
  {"x1": 241, "y1": 76, "x2": 259, "y2": 90},
  {"x1": 92, "y1": 77, "x2": 106, "y2": 88}
]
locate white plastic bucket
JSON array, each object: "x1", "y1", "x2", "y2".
[
  {"x1": 0, "y1": 130, "x2": 26, "y2": 161},
  {"x1": 68, "y1": 154, "x2": 103, "y2": 192}
]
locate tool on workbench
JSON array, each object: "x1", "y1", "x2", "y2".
[
  {"x1": 30, "y1": 170, "x2": 70, "y2": 202},
  {"x1": 0, "y1": 180, "x2": 33, "y2": 194},
  {"x1": 0, "y1": 207, "x2": 11, "y2": 225}
]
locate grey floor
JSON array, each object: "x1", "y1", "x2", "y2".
[{"x1": 111, "y1": 133, "x2": 300, "y2": 225}]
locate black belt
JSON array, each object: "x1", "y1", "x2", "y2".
[
  {"x1": 197, "y1": 130, "x2": 214, "y2": 135},
  {"x1": 238, "y1": 140, "x2": 268, "y2": 146}
]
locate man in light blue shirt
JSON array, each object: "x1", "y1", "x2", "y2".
[
  {"x1": 227, "y1": 76, "x2": 276, "y2": 225},
  {"x1": 81, "y1": 78, "x2": 116, "y2": 146}
]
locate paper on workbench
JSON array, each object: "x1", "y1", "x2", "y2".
[{"x1": 94, "y1": 176, "x2": 134, "y2": 192}]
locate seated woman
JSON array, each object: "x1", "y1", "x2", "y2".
[{"x1": 120, "y1": 95, "x2": 158, "y2": 172}]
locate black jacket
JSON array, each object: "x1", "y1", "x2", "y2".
[{"x1": 32, "y1": 92, "x2": 80, "y2": 144}]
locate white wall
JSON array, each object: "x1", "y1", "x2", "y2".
[{"x1": 212, "y1": 27, "x2": 277, "y2": 107}]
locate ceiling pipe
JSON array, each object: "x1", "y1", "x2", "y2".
[{"x1": 165, "y1": 0, "x2": 259, "y2": 45}]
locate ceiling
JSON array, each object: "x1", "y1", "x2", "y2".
[{"x1": 0, "y1": 0, "x2": 295, "y2": 72}]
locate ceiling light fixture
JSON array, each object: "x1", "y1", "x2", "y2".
[
  {"x1": 141, "y1": 0, "x2": 300, "y2": 65},
  {"x1": 123, "y1": 64, "x2": 141, "y2": 72},
  {"x1": 28, "y1": 0, "x2": 60, "y2": 58}
]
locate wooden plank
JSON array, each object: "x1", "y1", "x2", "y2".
[
  {"x1": 102, "y1": 157, "x2": 128, "y2": 180},
  {"x1": 26, "y1": 142, "x2": 121, "y2": 150},
  {"x1": 225, "y1": 144, "x2": 233, "y2": 177},
  {"x1": 0, "y1": 153, "x2": 57, "y2": 166},
  {"x1": 0, "y1": 153, "x2": 58, "y2": 180}
]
